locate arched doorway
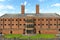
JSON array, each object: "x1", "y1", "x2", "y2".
[
  {"x1": 10, "y1": 31, "x2": 12, "y2": 34},
  {"x1": 39, "y1": 31, "x2": 41, "y2": 34},
  {"x1": 0, "y1": 32, "x2": 2, "y2": 34},
  {"x1": 23, "y1": 29, "x2": 25, "y2": 34},
  {"x1": 59, "y1": 29, "x2": 60, "y2": 31},
  {"x1": 0, "y1": 32, "x2": 2, "y2": 36}
]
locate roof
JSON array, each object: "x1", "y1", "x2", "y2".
[{"x1": 0, "y1": 13, "x2": 60, "y2": 18}]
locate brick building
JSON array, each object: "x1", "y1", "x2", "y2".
[{"x1": 0, "y1": 5, "x2": 60, "y2": 35}]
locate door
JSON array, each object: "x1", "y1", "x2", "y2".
[
  {"x1": 10, "y1": 31, "x2": 12, "y2": 34},
  {"x1": 39, "y1": 31, "x2": 41, "y2": 34},
  {"x1": 23, "y1": 29, "x2": 25, "y2": 34}
]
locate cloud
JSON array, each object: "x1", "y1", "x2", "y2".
[
  {"x1": 56, "y1": 11, "x2": 60, "y2": 15},
  {"x1": 0, "y1": 5, "x2": 4, "y2": 9},
  {"x1": 21, "y1": 1, "x2": 27, "y2": 5},
  {"x1": 39, "y1": 9, "x2": 42, "y2": 13},
  {"x1": 0, "y1": 13, "x2": 5, "y2": 16},
  {"x1": 6, "y1": 5, "x2": 15, "y2": 9},
  {"x1": 51, "y1": 3, "x2": 60, "y2": 7},
  {"x1": 24, "y1": 1, "x2": 27, "y2": 5},
  {"x1": 0, "y1": 4, "x2": 15, "y2": 10},
  {"x1": 25, "y1": 8, "x2": 28, "y2": 13},
  {"x1": 0, "y1": 0, "x2": 9, "y2": 2},
  {"x1": 0, "y1": 11, "x2": 8, "y2": 16},
  {"x1": 0, "y1": 4, "x2": 15, "y2": 16},
  {"x1": 0, "y1": 0, "x2": 5, "y2": 2}
]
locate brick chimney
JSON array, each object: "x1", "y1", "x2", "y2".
[
  {"x1": 21, "y1": 5, "x2": 25, "y2": 14},
  {"x1": 36, "y1": 4, "x2": 39, "y2": 14}
]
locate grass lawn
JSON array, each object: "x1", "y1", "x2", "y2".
[
  {"x1": 4, "y1": 34, "x2": 22, "y2": 38},
  {"x1": 30, "y1": 34, "x2": 56, "y2": 39},
  {"x1": 4, "y1": 34, "x2": 56, "y2": 39}
]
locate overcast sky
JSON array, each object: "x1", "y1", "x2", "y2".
[{"x1": 0, "y1": 0, "x2": 60, "y2": 16}]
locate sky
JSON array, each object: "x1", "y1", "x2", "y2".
[{"x1": 0, "y1": 0, "x2": 60, "y2": 16}]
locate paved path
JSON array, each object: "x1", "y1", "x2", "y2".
[{"x1": 0, "y1": 36, "x2": 4, "y2": 40}]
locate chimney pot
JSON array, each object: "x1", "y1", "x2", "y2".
[
  {"x1": 21, "y1": 5, "x2": 25, "y2": 14},
  {"x1": 36, "y1": 4, "x2": 39, "y2": 14}
]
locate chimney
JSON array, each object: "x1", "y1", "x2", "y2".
[
  {"x1": 36, "y1": 4, "x2": 39, "y2": 14},
  {"x1": 21, "y1": 5, "x2": 25, "y2": 14}
]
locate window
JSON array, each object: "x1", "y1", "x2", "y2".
[
  {"x1": 46, "y1": 24, "x2": 48, "y2": 26},
  {"x1": 42, "y1": 19, "x2": 44, "y2": 21},
  {"x1": 34, "y1": 19, "x2": 36, "y2": 21},
  {"x1": 54, "y1": 19, "x2": 56, "y2": 21},
  {"x1": 1, "y1": 19, "x2": 3, "y2": 21},
  {"x1": 26, "y1": 24, "x2": 34, "y2": 28},
  {"x1": 50, "y1": 19, "x2": 52, "y2": 21},
  {"x1": 4, "y1": 24, "x2": 6, "y2": 26},
  {"x1": 20, "y1": 19, "x2": 21, "y2": 21},
  {"x1": 5, "y1": 19, "x2": 6, "y2": 21},
  {"x1": 8, "y1": 19, "x2": 10, "y2": 21},
  {"x1": 24, "y1": 24, "x2": 25, "y2": 25},
  {"x1": 16, "y1": 19, "x2": 18, "y2": 21},
  {"x1": 8, "y1": 24, "x2": 10, "y2": 26},
  {"x1": 59, "y1": 24, "x2": 60, "y2": 26},
  {"x1": 19, "y1": 24, "x2": 22, "y2": 26},
  {"x1": 38, "y1": 24, "x2": 40, "y2": 26},
  {"x1": 1, "y1": 24, "x2": 2, "y2": 26},
  {"x1": 12, "y1": 19, "x2": 14, "y2": 21},
  {"x1": 16, "y1": 24, "x2": 18, "y2": 25},
  {"x1": 59, "y1": 29, "x2": 60, "y2": 31},
  {"x1": 42, "y1": 24, "x2": 44, "y2": 25},
  {"x1": 59, "y1": 19, "x2": 60, "y2": 21},
  {"x1": 50, "y1": 24, "x2": 52, "y2": 26},
  {"x1": 12, "y1": 24, "x2": 14, "y2": 26},
  {"x1": 46, "y1": 19, "x2": 48, "y2": 21},
  {"x1": 24, "y1": 19, "x2": 25, "y2": 21},
  {"x1": 54, "y1": 24, "x2": 57, "y2": 26},
  {"x1": 38, "y1": 19, "x2": 40, "y2": 21},
  {"x1": 34, "y1": 24, "x2": 36, "y2": 26}
]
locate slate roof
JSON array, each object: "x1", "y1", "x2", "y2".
[{"x1": 0, "y1": 13, "x2": 60, "y2": 18}]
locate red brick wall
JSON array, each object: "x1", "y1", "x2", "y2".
[{"x1": 0, "y1": 17, "x2": 60, "y2": 34}]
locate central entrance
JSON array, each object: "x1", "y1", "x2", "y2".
[
  {"x1": 24, "y1": 16, "x2": 36, "y2": 35},
  {"x1": 23, "y1": 29, "x2": 36, "y2": 35},
  {"x1": 26, "y1": 30, "x2": 34, "y2": 34}
]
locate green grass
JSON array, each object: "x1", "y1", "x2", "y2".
[
  {"x1": 4, "y1": 34, "x2": 56, "y2": 39},
  {"x1": 20, "y1": 36, "x2": 29, "y2": 39},
  {"x1": 4, "y1": 34, "x2": 22, "y2": 38},
  {"x1": 30, "y1": 34, "x2": 55, "y2": 39}
]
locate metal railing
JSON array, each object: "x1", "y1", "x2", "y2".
[{"x1": 25, "y1": 24, "x2": 35, "y2": 28}]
